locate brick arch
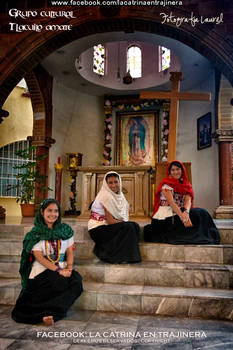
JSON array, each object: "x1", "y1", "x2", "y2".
[
  {"x1": 25, "y1": 70, "x2": 45, "y2": 119},
  {"x1": 24, "y1": 65, "x2": 53, "y2": 141},
  {"x1": 0, "y1": 5, "x2": 233, "y2": 106}
]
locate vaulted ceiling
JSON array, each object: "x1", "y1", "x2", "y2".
[{"x1": 42, "y1": 31, "x2": 214, "y2": 96}]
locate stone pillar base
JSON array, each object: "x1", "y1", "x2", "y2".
[{"x1": 215, "y1": 206, "x2": 233, "y2": 219}]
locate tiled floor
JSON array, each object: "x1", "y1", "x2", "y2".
[{"x1": 0, "y1": 305, "x2": 233, "y2": 349}]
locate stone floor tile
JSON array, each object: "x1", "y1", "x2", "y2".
[
  {"x1": 142, "y1": 285, "x2": 233, "y2": 298},
  {"x1": 0, "y1": 279, "x2": 19, "y2": 287},
  {"x1": 184, "y1": 246, "x2": 223, "y2": 264},
  {"x1": 189, "y1": 298, "x2": 233, "y2": 320},
  {"x1": 83, "y1": 282, "x2": 104, "y2": 291},
  {"x1": 0, "y1": 305, "x2": 12, "y2": 315},
  {"x1": 145, "y1": 267, "x2": 185, "y2": 288},
  {"x1": 132, "y1": 344, "x2": 193, "y2": 349},
  {"x1": 77, "y1": 265, "x2": 104, "y2": 283},
  {"x1": 100, "y1": 283, "x2": 143, "y2": 295},
  {"x1": 0, "y1": 317, "x2": 26, "y2": 339},
  {"x1": 141, "y1": 296, "x2": 163, "y2": 315},
  {"x1": 184, "y1": 269, "x2": 229, "y2": 289},
  {"x1": 0, "y1": 287, "x2": 14, "y2": 305},
  {"x1": 121, "y1": 295, "x2": 142, "y2": 314},
  {"x1": 74, "y1": 291, "x2": 97, "y2": 311},
  {"x1": 65, "y1": 309, "x2": 95, "y2": 322},
  {"x1": 89, "y1": 311, "x2": 140, "y2": 326},
  {"x1": 105, "y1": 266, "x2": 144, "y2": 285},
  {"x1": 192, "y1": 336, "x2": 233, "y2": 350},
  {"x1": 223, "y1": 247, "x2": 233, "y2": 264},
  {"x1": 1, "y1": 305, "x2": 233, "y2": 349},
  {"x1": 142, "y1": 245, "x2": 185, "y2": 263},
  {"x1": 156, "y1": 297, "x2": 191, "y2": 317},
  {"x1": 70, "y1": 346, "x2": 123, "y2": 350},
  {"x1": 97, "y1": 293, "x2": 122, "y2": 312},
  {"x1": 82, "y1": 321, "x2": 137, "y2": 348},
  {"x1": 17, "y1": 325, "x2": 71, "y2": 344},
  {"x1": 0, "y1": 339, "x2": 15, "y2": 350},
  {"x1": 5, "y1": 340, "x2": 70, "y2": 350}
]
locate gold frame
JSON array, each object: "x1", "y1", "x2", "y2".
[
  {"x1": 66, "y1": 153, "x2": 83, "y2": 171},
  {"x1": 116, "y1": 112, "x2": 158, "y2": 166}
]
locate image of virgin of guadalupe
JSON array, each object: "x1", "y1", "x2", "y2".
[{"x1": 128, "y1": 117, "x2": 147, "y2": 165}]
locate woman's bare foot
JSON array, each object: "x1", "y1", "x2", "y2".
[{"x1": 43, "y1": 316, "x2": 54, "y2": 326}]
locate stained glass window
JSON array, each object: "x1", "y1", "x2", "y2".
[
  {"x1": 127, "y1": 46, "x2": 142, "y2": 79},
  {"x1": 93, "y1": 44, "x2": 105, "y2": 76},
  {"x1": 159, "y1": 46, "x2": 171, "y2": 72}
]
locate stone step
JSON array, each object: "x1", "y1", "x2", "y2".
[
  {"x1": 1, "y1": 257, "x2": 232, "y2": 290},
  {"x1": 76, "y1": 260, "x2": 233, "y2": 290},
  {"x1": 0, "y1": 239, "x2": 233, "y2": 265},
  {"x1": 1, "y1": 278, "x2": 233, "y2": 321},
  {"x1": 75, "y1": 241, "x2": 233, "y2": 265},
  {"x1": 0, "y1": 222, "x2": 232, "y2": 243}
]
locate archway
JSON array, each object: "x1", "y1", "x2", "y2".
[
  {"x1": 0, "y1": 5, "x2": 233, "y2": 107},
  {"x1": 0, "y1": 4, "x2": 232, "y2": 215}
]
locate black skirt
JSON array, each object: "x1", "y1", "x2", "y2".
[
  {"x1": 144, "y1": 208, "x2": 220, "y2": 245},
  {"x1": 11, "y1": 269, "x2": 83, "y2": 324},
  {"x1": 89, "y1": 221, "x2": 142, "y2": 263}
]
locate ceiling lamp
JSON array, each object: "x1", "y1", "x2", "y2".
[{"x1": 123, "y1": 70, "x2": 133, "y2": 85}]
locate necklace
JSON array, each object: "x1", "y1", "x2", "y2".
[{"x1": 45, "y1": 239, "x2": 61, "y2": 263}]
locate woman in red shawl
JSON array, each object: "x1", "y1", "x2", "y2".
[{"x1": 144, "y1": 160, "x2": 220, "y2": 244}]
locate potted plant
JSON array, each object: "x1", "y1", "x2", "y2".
[{"x1": 7, "y1": 145, "x2": 52, "y2": 216}]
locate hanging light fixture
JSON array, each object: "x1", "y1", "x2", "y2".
[{"x1": 123, "y1": 70, "x2": 133, "y2": 85}]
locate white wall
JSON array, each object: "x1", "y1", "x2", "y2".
[
  {"x1": 49, "y1": 80, "x2": 104, "y2": 212},
  {"x1": 49, "y1": 70, "x2": 219, "y2": 215},
  {"x1": 176, "y1": 70, "x2": 218, "y2": 214}
]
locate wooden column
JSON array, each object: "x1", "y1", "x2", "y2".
[
  {"x1": 215, "y1": 130, "x2": 233, "y2": 218},
  {"x1": 140, "y1": 72, "x2": 211, "y2": 161},
  {"x1": 219, "y1": 141, "x2": 232, "y2": 205},
  {"x1": 26, "y1": 65, "x2": 54, "y2": 211},
  {"x1": 168, "y1": 73, "x2": 180, "y2": 160}
]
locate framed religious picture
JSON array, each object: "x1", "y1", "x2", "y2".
[
  {"x1": 116, "y1": 112, "x2": 158, "y2": 166},
  {"x1": 197, "y1": 112, "x2": 212, "y2": 150}
]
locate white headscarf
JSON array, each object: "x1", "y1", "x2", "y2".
[{"x1": 95, "y1": 171, "x2": 129, "y2": 221}]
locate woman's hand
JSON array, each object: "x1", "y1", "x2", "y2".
[
  {"x1": 180, "y1": 212, "x2": 193, "y2": 227},
  {"x1": 104, "y1": 207, "x2": 121, "y2": 225},
  {"x1": 58, "y1": 268, "x2": 72, "y2": 278}
]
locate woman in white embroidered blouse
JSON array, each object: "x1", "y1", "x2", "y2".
[
  {"x1": 88, "y1": 171, "x2": 141, "y2": 264},
  {"x1": 144, "y1": 160, "x2": 220, "y2": 245},
  {"x1": 12, "y1": 199, "x2": 83, "y2": 326}
]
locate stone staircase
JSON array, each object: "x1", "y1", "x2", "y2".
[{"x1": 0, "y1": 218, "x2": 233, "y2": 321}]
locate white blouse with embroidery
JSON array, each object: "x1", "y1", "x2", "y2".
[
  {"x1": 88, "y1": 198, "x2": 107, "y2": 231},
  {"x1": 152, "y1": 184, "x2": 185, "y2": 220},
  {"x1": 29, "y1": 237, "x2": 74, "y2": 279}
]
